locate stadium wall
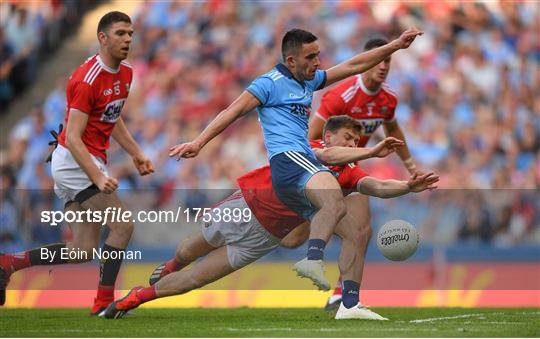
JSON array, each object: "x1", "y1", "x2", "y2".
[{"x1": 5, "y1": 261, "x2": 539, "y2": 308}]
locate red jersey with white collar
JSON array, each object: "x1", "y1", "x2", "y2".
[
  {"x1": 316, "y1": 75, "x2": 397, "y2": 147},
  {"x1": 57, "y1": 54, "x2": 133, "y2": 162},
  {"x1": 237, "y1": 139, "x2": 369, "y2": 238}
]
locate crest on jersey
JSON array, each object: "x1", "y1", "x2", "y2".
[
  {"x1": 381, "y1": 106, "x2": 388, "y2": 115},
  {"x1": 101, "y1": 99, "x2": 125, "y2": 123}
]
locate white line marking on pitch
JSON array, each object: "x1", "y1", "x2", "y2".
[
  {"x1": 223, "y1": 327, "x2": 438, "y2": 332},
  {"x1": 410, "y1": 310, "x2": 540, "y2": 324},
  {"x1": 224, "y1": 328, "x2": 340, "y2": 332},
  {"x1": 410, "y1": 313, "x2": 484, "y2": 323}
]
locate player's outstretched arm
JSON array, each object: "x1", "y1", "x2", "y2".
[
  {"x1": 65, "y1": 109, "x2": 118, "y2": 193},
  {"x1": 112, "y1": 117, "x2": 154, "y2": 176},
  {"x1": 383, "y1": 119, "x2": 418, "y2": 175},
  {"x1": 314, "y1": 137, "x2": 404, "y2": 166},
  {"x1": 358, "y1": 172, "x2": 439, "y2": 199},
  {"x1": 325, "y1": 27, "x2": 423, "y2": 87},
  {"x1": 169, "y1": 91, "x2": 261, "y2": 160}
]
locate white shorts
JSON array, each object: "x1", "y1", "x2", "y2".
[
  {"x1": 51, "y1": 145, "x2": 108, "y2": 204},
  {"x1": 201, "y1": 191, "x2": 281, "y2": 270}
]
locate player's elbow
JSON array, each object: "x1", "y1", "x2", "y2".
[
  {"x1": 65, "y1": 131, "x2": 81, "y2": 149},
  {"x1": 315, "y1": 150, "x2": 332, "y2": 165}
]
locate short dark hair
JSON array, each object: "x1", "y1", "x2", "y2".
[
  {"x1": 363, "y1": 37, "x2": 389, "y2": 51},
  {"x1": 323, "y1": 115, "x2": 363, "y2": 136},
  {"x1": 97, "y1": 11, "x2": 131, "y2": 35},
  {"x1": 281, "y1": 28, "x2": 318, "y2": 62}
]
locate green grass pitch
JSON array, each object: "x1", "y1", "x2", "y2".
[{"x1": 1, "y1": 308, "x2": 539, "y2": 337}]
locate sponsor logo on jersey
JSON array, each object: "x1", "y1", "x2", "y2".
[
  {"x1": 100, "y1": 99, "x2": 125, "y2": 123},
  {"x1": 357, "y1": 118, "x2": 384, "y2": 135},
  {"x1": 291, "y1": 104, "x2": 309, "y2": 117}
]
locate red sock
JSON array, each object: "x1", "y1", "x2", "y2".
[
  {"x1": 96, "y1": 284, "x2": 115, "y2": 301},
  {"x1": 136, "y1": 286, "x2": 157, "y2": 303},
  {"x1": 164, "y1": 257, "x2": 183, "y2": 273},
  {"x1": 333, "y1": 275, "x2": 343, "y2": 296},
  {"x1": 0, "y1": 252, "x2": 31, "y2": 273}
]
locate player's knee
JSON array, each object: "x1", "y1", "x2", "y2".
[
  {"x1": 333, "y1": 199, "x2": 347, "y2": 221},
  {"x1": 176, "y1": 246, "x2": 188, "y2": 262},
  {"x1": 176, "y1": 241, "x2": 196, "y2": 262},
  {"x1": 342, "y1": 226, "x2": 363, "y2": 245},
  {"x1": 320, "y1": 197, "x2": 346, "y2": 220}
]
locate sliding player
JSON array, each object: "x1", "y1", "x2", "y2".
[{"x1": 103, "y1": 116, "x2": 438, "y2": 320}]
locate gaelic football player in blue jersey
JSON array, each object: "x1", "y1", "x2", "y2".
[{"x1": 169, "y1": 27, "x2": 423, "y2": 291}]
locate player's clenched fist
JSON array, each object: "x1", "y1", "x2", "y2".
[
  {"x1": 393, "y1": 27, "x2": 423, "y2": 50},
  {"x1": 132, "y1": 154, "x2": 154, "y2": 176},
  {"x1": 169, "y1": 141, "x2": 201, "y2": 160},
  {"x1": 96, "y1": 174, "x2": 119, "y2": 194}
]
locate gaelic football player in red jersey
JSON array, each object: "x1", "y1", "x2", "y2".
[
  {"x1": 0, "y1": 11, "x2": 154, "y2": 315},
  {"x1": 102, "y1": 116, "x2": 437, "y2": 320},
  {"x1": 305, "y1": 38, "x2": 424, "y2": 310}
]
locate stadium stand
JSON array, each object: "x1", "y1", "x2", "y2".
[{"x1": 0, "y1": 1, "x2": 102, "y2": 109}]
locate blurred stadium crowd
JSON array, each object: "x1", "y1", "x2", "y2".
[
  {"x1": 0, "y1": 1, "x2": 102, "y2": 109},
  {"x1": 1, "y1": 1, "x2": 538, "y2": 249}
]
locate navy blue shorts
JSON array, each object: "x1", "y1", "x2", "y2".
[{"x1": 270, "y1": 151, "x2": 331, "y2": 220}]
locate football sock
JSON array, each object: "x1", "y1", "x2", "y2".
[
  {"x1": 1, "y1": 253, "x2": 28, "y2": 273},
  {"x1": 342, "y1": 280, "x2": 360, "y2": 308},
  {"x1": 164, "y1": 257, "x2": 185, "y2": 273},
  {"x1": 136, "y1": 286, "x2": 157, "y2": 303},
  {"x1": 307, "y1": 239, "x2": 326, "y2": 260},
  {"x1": 28, "y1": 243, "x2": 68, "y2": 266},
  {"x1": 96, "y1": 284, "x2": 114, "y2": 301},
  {"x1": 333, "y1": 275, "x2": 343, "y2": 296},
  {"x1": 99, "y1": 244, "x2": 124, "y2": 287}
]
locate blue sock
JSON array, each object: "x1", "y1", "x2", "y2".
[
  {"x1": 342, "y1": 280, "x2": 360, "y2": 308},
  {"x1": 307, "y1": 239, "x2": 326, "y2": 260}
]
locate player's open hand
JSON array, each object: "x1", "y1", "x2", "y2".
[
  {"x1": 394, "y1": 27, "x2": 423, "y2": 49},
  {"x1": 96, "y1": 174, "x2": 119, "y2": 194},
  {"x1": 132, "y1": 154, "x2": 154, "y2": 176},
  {"x1": 169, "y1": 141, "x2": 201, "y2": 160},
  {"x1": 370, "y1": 137, "x2": 405, "y2": 158},
  {"x1": 407, "y1": 172, "x2": 439, "y2": 192}
]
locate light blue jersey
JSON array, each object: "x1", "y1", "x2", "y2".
[{"x1": 246, "y1": 64, "x2": 327, "y2": 160}]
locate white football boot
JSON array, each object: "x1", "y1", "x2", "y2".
[
  {"x1": 335, "y1": 302, "x2": 388, "y2": 320},
  {"x1": 292, "y1": 258, "x2": 330, "y2": 291}
]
